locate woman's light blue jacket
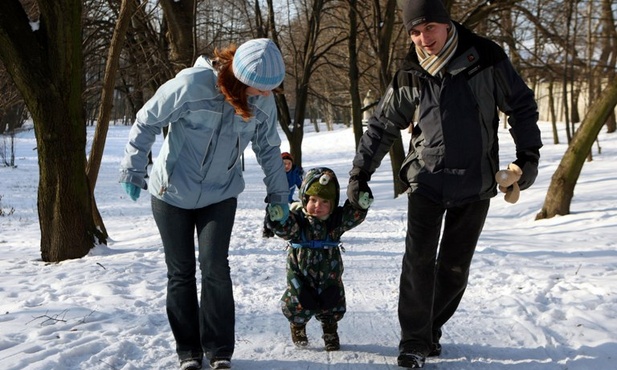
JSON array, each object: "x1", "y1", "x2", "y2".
[{"x1": 119, "y1": 57, "x2": 289, "y2": 209}]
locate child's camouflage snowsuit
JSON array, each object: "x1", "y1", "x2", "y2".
[{"x1": 268, "y1": 201, "x2": 367, "y2": 325}]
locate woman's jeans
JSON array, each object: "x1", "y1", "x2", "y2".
[
  {"x1": 152, "y1": 196, "x2": 237, "y2": 362},
  {"x1": 398, "y1": 193, "x2": 490, "y2": 355}
]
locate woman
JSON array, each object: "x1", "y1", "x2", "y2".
[{"x1": 119, "y1": 38, "x2": 290, "y2": 370}]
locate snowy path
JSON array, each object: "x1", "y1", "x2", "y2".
[{"x1": 1, "y1": 124, "x2": 616, "y2": 369}]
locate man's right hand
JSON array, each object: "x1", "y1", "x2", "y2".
[{"x1": 513, "y1": 149, "x2": 540, "y2": 190}]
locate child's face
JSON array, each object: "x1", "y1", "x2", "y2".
[
  {"x1": 306, "y1": 195, "x2": 332, "y2": 218},
  {"x1": 283, "y1": 159, "x2": 293, "y2": 172}
]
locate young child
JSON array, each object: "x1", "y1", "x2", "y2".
[
  {"x1": 281, "y1": 152, "x2": 303, "y2": 203},
  {"x1": 265, "y1": 167, "x2": 371, "y2": 351},
  {"x1": 263, "y1": 152, "x2": 303, "y2": 238}
]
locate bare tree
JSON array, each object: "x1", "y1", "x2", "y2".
[
  {"x1": 159, "y1": 0, "x2": 197, "y2": 73},
  {"x1": 263, "y1": 0, "x2": 294, "y2": 166},
  {"x1": 276, "y1": 0, "x2": 348, "y2": 167},
  {"x1": 117, "y1": 1, "x2": 176, "y2": 121},
  {"x1": 594, "y1": 0, "x2": 617, "y2": 133},
  {"x1": 0, "y1": 64, "x2": 27, "y2": 135},
  {"x1": 343, "y1": 0, "x2": 408, "y2": 196},
  {"x1": 86, "y1": 0, "x2": 138, "y2": 240},
  {"x1": 347, "y1": 0, "x2": 362, "y2": 148},
  {"x1": 0, "y1": 0, "x2": 104, "y2": 261},
  {"x1": 536, "y1": 77, "x2": 617, "y2": 220}
]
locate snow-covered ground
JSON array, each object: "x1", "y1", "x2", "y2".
[{"x1": 1, "y1": 121, "x2": 616, "y2": 370}]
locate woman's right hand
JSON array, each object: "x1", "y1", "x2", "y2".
[
  {"x1": 267, "y1": 203, "x2": 289, "y2": 223},
  {"x1": 121, "y1": 182, "x2": 141, "y2": 201}
]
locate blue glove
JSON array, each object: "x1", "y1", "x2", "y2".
[
  {"x1": 267, "y1": 203, "x2": 289, "y2": 223},
  {"x1": 121, "y1": 182, "x2": 141, "y2": 201}
]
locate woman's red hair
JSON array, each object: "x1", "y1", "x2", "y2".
[
  {"x1": 213, "y1": 44, "x2": 283, "y2": 121},
  {"x1": 213, "y1": 45, "x2": 254, "y2": 121}
]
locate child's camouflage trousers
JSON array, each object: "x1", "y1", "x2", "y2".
[{"x1": 281, "y1": 246, "x2": 345, "y2": 325}]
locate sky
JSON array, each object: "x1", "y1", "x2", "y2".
[{"x1": 1, "y1": 121, "x2": 616, "y2": 370}]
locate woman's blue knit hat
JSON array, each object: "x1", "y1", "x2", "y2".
[{"x1": 233, "y1": 38, "x2": 285, "y2": 91}]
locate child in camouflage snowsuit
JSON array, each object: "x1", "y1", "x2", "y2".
[{"x1": 265, "y1": 167, "x2": 370, "y2": 351}]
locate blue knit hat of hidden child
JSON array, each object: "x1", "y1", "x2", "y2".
[{"x1": 233, "y1": 38, "x2": 285, "y2": 91}]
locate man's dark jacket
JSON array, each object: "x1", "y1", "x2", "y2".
[{"x1": 352, "y1": 22, "x2": 542, "y2": 207}]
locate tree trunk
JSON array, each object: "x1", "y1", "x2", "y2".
[
  {"x1": 598, "y1": 0, "x2": 616, "y2": 134},
  {"x1": 606, "y1": 112, "x2": 616, "y2": 133},
  {"x1": 282, "y1": 0, "x2": 329, "y2": 169},
  {"x1": 536, "y1": 77, "x2": 617, "y2": 220},
  {"x1": 266, "y1": 0, "x2": 294, "y2": 165},
  {"x1": 159, "y1": 0, "x2": 196, "y2": 73},
  {"x1": 347, "y1": 0, "x2": 363, "y2": 149},
  {"x1": 36, "y1": 106, "x2": 99, "y2": 261},
  {"x1": 548, "y1": 78, "x2": 559, "y2": 144},
  {"x1": 376, "y1": 0, "x2": 406, "y2": 196},
  {"x1": 86, "y1": 0, "x2": 138, "y2": 239},
  {"x1": 0, "y1": 0, "x2": 103, "y2": 261},
  {"x1": 290, "y1": 82, "x2": 309, "y2": 166}
]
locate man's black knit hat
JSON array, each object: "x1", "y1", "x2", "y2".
[{"x1": 402, "y1": 0, "x2": 451, "y2": 34}]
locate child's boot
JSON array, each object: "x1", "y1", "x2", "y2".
[
  {"x1": 290, "y1": 323, "x2": 308, "y2": 347},
  {"x1": 322, "y1": 322, "x2": 340, "y2": 351}
]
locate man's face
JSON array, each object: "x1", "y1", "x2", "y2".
[{"x1": 410, "y1": 22, "x2": 450, "y2": 55}]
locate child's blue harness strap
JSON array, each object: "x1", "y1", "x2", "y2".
[
  {"x1": 288, "y1": 231, "x2": 341, "y2": 250},
  {"x1": 289, "y1": 240, "x2": 341, "y2": 249}
]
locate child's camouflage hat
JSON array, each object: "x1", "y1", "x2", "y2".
[{"x1": 300, "y1": 167, "x2": 340, "y2": 209}]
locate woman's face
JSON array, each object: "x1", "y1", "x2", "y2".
[
  {"x1": 410, "y1": 22, "x2": 450, "y2": 55},
  {"x1": 246, "y1": 86, "x2": 271, "y2": 97}
]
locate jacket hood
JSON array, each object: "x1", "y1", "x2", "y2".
[{"x1": 193, "y1": 55, "x2": 213, "y2": 68}]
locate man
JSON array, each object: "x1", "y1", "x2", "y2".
[{"x1": 346, "y1": 1, "x2": 542, "y2": 368}]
